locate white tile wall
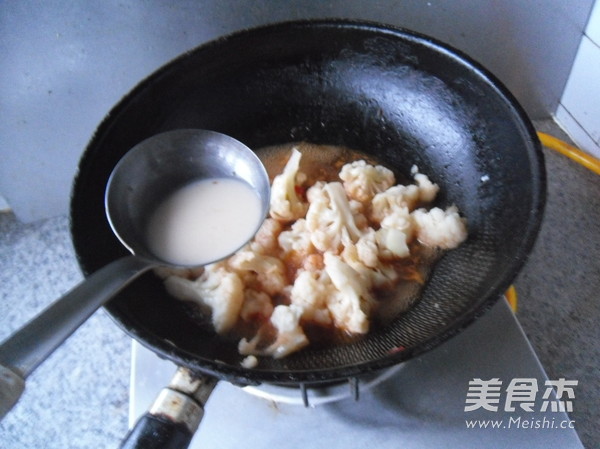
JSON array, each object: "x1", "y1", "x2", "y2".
[
  {"x1": 586, "y1": 0, "x2": 600, "y2": 44},
  {"x1": 556, "y1": 0, "x2": 600, "y2": 159}
]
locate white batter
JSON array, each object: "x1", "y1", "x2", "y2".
[{"x1": 146, "y1": 177, "x2": 263, "y2": 266}]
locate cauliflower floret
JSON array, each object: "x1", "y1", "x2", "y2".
[
  {"x1": 375, "y1": 228, "x2": 410, "y2": 259},
  {"x1": 228, "y1": 249, "x2": 288, "y2": 296},
  {"x1": 376, "y1": 206, "x2": 414, "y2": 259},
  {"x1": 290, "y1": 270, "x2": 334, "y2": 326},
  {"x1": 323, "y1": 252, "x2": 373, "y2": 334},
  {"x1": 278, "y1": 218, "x2": 314, "y2": 256},
  {"x1": 339, "y1": 160, "x2": 396, "y2": 203},
  {"x1": 249, "y1": 218, "x2": 284, "y2": 256},
  {"x1": 370, "y1": 184, "x2": 420, "y2": 223},
  {"x1": 340, "y1": 229, "x2": 400, "y2": 290},
  {"x1": 411, "y1": 205, "x2": 467, "y2": 249},
  {"x1": 163, "y1": 263, "x2": 243, "y2": 333},
  {"x1": 354, "y1": 228, "x2": 380, "y2": 268},
  {"x1": 411, "y1": 165, "x2": 440, "y2": 203},
  {"x1": 238, "y1": 305, "x2": 309, "y2": 359},
  {"x1": 306, "y1": 182, "x2": 363, "y2": 253},
  {"x1": 379, "y1": 205, "x2": 414, "y2": 234},
  {"x1": 349, "y1": 198, "x2": 369, "y2": 230},
  {"x1": 306, "y1": 180, "x2": 325, "y2": 202},
  {"x1": 241, "y1": 355, "x2": 258, "y2": 369},
  {"x1": 269, "y1": 148, "x2": 308, "y2": 222},
  {"x1": 369, "y1": 169, "x2": 439, "y2": 224},
  {"x1": 240, "y1": 289, "x2": 274, "y2": 322}
]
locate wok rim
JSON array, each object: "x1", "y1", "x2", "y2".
[{"x1": 70, "y1": 18, "x2": 546, "y2": 386}]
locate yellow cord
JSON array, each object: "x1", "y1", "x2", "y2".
[
  {"x1": 537, "y1": 131, "x2": 600, "y2": 176},
  {"x1": 505, "y1": 285, "x2": 518, "y2": 313},
  {"x1": 505, "y1": 130, "x2": 600, "y2": 313}
]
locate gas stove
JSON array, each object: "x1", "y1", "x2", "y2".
[{"x1": 129, "y1": 299, "x2": 583, "y2": 449}]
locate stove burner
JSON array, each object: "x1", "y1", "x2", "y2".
[{"x1": 242, "y1": 363, "x2": 405, "y2": 407}]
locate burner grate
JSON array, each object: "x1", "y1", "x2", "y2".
[{"x1": 242, "y1": 364, "x2": 405, "y2": 407}]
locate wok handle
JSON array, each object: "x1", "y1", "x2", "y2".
[
  {"x1": 120, "y1": 414, "x2": 194, "y2": 449},
  {"x1": 121, "y1": 368, "x2": 217, "y2": 449},
  {"x1": 0, "y1": 255, "x2": 153, "y2": 420}
]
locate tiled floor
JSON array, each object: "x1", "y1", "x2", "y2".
[
  {"x1": 0, "y1": 214, "x2": 131, "y2": 447},
  {"x1": 0, "y1": 119, "x2": 598, "y2": 448},
  {"x1": 513, "y1": 119, "x2": 599, "y2": 447}
]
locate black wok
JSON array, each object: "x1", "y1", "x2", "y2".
[{"x1": 71, "y1": 17, "x2": 544, "y2": 410}]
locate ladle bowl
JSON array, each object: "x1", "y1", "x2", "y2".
[{"x1": 0, "y1": 129, "x2": 270, "y2": 420}]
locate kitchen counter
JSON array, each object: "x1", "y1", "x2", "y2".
[{"x1": 0, "y1": 118, "x2": 598, "y2": 448}]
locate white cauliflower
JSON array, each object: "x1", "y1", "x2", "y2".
[
  {"x1": 411, "y1": 205, "x2": 467, "y2": 249},
  {"x1": 339, "y1": 160, "x2": 395, "y2": 203},
  {"x1": 163, "y1": 263, "x2": 243, "y2": 333},
  {"x1": 349, "y1": 198, "x2": 369, "y2": 230},
  {"x1": 323, "y1": 252, "x2": 373, "y2": 334},
  {"x1": 249, "y1": 218, "x2": 283, "y2": 256},
  {"x1": 240, "y1": 289, "x2": 273, "y2": 321},
  {"x1": 228, "y1": 249, "x2": 288, "y2": 296},
  {"x1": 306, "y1": 180, "x2": 326, "y2": 203},
  {"x1": 238, "y1": 305, "x2": 309, "y2": 359},
  {"x1": 340, "y1": 229, "x2": 400, "y2": 290},
  {"x1": 375, "y1": 228, "x2": 411, "y2": 259},
  {"x1": 370, "y1": 168, "x2": 439, "y2": 224},
  {"x1": 370, "y1": 184, "x2": 420, "y2": 223},
  {"x1": 354, "y1": 228, "x2": 380, "y2": 268},
  {"x1": 277, "y1": 218, "x2": 314, "y2": 256},
  {"x1": 376, "y1": 205, "x2": 414, "y2": 259},
  {"x1": 269, "y1": 148, "x2": 308, "y2": 222},
  {"x1": 306, "y1": 182, "x2": 363, "y2": 253},
  {"x1": 290, "y1": 269, "x2": 334, "y2": 326},
  {"x1": 411, "y1": 165, "x2": 440, "y2": 203}
]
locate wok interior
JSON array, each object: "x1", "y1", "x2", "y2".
[{"x1": 71, "y1": 21, "x2": 544, "y2": 385}]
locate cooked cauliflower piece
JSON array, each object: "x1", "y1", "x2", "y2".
[
  {"x1": 269, "y1": 148, "x2": 308, "y2": 222},
  {"x1": 340, "y1": 229, "x2": 400, "y2": 290},
  {"x1": 241, "y1": 355, "x2": 258, "y2": 369},
  {"x1": 370, "y1": 184, "x2": 420, "y2": 223},
  {"x1": 249, "y1": 218, "x2": 283, "y2": 256},
  {"x1": 228, "y1": 249, "x2": 288, "y2": 296},
  {"x1": 278, "y1": 218, "x2": 314, "y2": 256},
  {"x1": 163, "y1": 263, "x2": 243, "y2": 333},
  {"x1": 370, "y1": 168, "x2": 439, "y2": 223},
  {"x1": 290, "y1": 270, "x2": 334, "y2": 325},
  {"x1": 354, "y1": 228, "x2": 380, "y2": 268},
  {"x1": 375, "y1": 227, "x2": 411, "y2": 259},
  {"x1": 376, "y1": 206, "x2": 414, "y2": 259},
  {"x1": 323, "y1": 252, "x2": 373, "y2": 334},
  {"x1": 240, "y1": 289, "x2": 273, "y2": 321},
  {"x1": 239, "y1": 305, "x2": 309, "y2": 359},
  {"x1": 306, "y1": 181, "x2": 363, "y2": 253},
  {"x1": 411, "y1": 165, "x2": 440, "y2": 203},
  {"x1": 380, "y1": 205, "x2": 414, "y2": 234},
  {"x1": 411, "y1": 205, "x2": 467, "y2": 249},
  {"x1": 339, "y1": 160, "x2": 395, "y2": 203}
]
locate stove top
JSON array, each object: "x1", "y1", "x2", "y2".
[{"x1": 129, "y1": 299, "x2": 584, "y2": 449}]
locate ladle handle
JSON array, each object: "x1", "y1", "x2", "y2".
[{"x1": 0, "y1": 255, "x2": 153, "y2": 420}]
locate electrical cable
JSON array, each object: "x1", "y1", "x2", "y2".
[
  {"x1": 537, "y1": 131, "x2": 600, "y2": 176},
  {"x1": 507, "y1": 131, "x2": 599, "y2": 313}
]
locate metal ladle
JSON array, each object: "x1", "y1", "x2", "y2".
[{"x1": 0, "y1": 129, "x2": 270, "y2": 419}]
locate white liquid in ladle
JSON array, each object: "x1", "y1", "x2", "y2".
[{"x1": 146, "y1": 178, "x2": 263, "y2": 266}]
